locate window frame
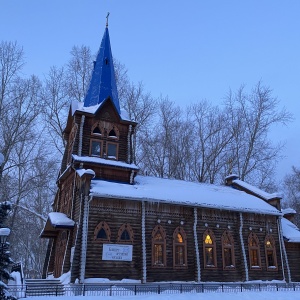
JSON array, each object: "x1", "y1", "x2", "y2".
[
  {"x1": 90, "y1": 139, "x2": 103, "y2": 157},
  {"x1": 203, "y1": 229, "x2": 217, "y2": 269},
  {"x1": 117, "y1": 223, "x2": 134, "y2": 244},
  {"x1": 173, "y1": 227, "x2": 187, "y2": 268},
  {"x1": 106, "y1": 141, "x2": 118, "y2": 160},
  {"x1": 152, "y1": 225, "x2": 167, "y2": 268},
  {"x1": 248, "y1": 232, "x2": 261, "y2": 270},
  {"x1": 92, "y1": 126, "x2": 102, "y2": 136},
  {"x1": 93, "y1": 221, "x2": 111, "y2": 243},
  {"x1": 265, "y1": 235, "x2": 278, "y2": 271},
  {"x1": 107, "y1": 126, "x2": 119, "y2": 140},
  {"x1": 221, "y1": 230, "x2": 235, "y2": 270}
]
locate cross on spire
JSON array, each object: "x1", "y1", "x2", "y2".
[{"x1": 106, "y1": 12, "x2": 110, "y2": 28}]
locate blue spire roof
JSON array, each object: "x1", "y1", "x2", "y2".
[{"x1": 83, "y1": 27, "x2": 120, "y2": 114}]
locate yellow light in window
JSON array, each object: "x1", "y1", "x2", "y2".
[
  {"x1": 205, "y1": 234, "x2": 213, "y2": 244},
  {"x1": 177, "y1": 233, "x2": 183, "y2": 243}
]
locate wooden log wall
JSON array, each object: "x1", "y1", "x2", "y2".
[
  {"x1": 86, "y1": 198, "x2": 142, "y2": 280},
  {"x1": 80, "y1": 199, "x2": 285, "y2": 283},
  {"x1": 285, "y1": 243, "x2": 300, "y2": 282}
]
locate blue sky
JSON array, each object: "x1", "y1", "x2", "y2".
[{"x1": 1, "y1": 0, "x2": 300, "y2": 182}]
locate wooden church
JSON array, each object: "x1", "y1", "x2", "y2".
[{"x1": 41, "y1": 21, "x2": 300, "y2": 284}]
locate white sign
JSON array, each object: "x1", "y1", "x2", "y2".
[{"x1": 102, "y1": 244, "x2": 133, "y2": 261}]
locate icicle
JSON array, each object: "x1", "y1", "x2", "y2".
[
  {"x1": 78, "y1": 115, "x2": 85, "y2": 156},
  {"x1": 130, "y1": 170, "x2": 134, "y2": 184},
  {"x1": 277, "y1": 217, "x2": 291, "y2": 282},
  {"x1": 193, "y1": 208, "x2": 201, "y2": 282},
  {"x1": 239, "y1": 213, "x2": 248, "y2": 281},
  {"x1": 142, "y1": 201, "x2": 147, "y2": 283},
  {"x1": 127, "y1": 124, "x2": 132, "y2": 163}
]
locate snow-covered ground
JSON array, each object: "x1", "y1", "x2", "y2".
[{"x1": 20, "y1": 291, "x2": 300, "y2": 300}]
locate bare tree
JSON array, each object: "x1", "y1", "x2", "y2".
[
  {"x1": 0, "y1": 41, "x2": 57, "y2": 278},
  {"x1": 66, "y1": 45, "x2": 93, "y2": 102},
  {"x1": 42, "y1": 66, "x2": 69, "y2": 155},
  {"x1": 283, "y1": 166, "x2": 300, "y2": 226},
  {"x1": 121, "y1": 81, "x2": 157, "y2": 164},
  {"x1": 139, "y1": 97, "x2": 190, "y2": 179},
  {"x1": 188, "y1": 101, "x2": 232, "y2": 184},
  {"x1": 224, "y1": 82, "x2": 292, "y2": 189}
]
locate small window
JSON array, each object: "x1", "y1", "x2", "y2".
[
  {"x1": 108, "y1": 127, "x2": 119, "y2": 139},
  {"x1": 203, "y1": 229, "x2": 217, "y2": 268},
  {"x1": 109, "y1": 129, "x2": 116, "y2": 137},
  {"x1": 173, "y1": 227, "x2": 187, "y2": 268},
  {"x1": 92, "y1": 126, "x2": 101, "y2": 135},
  {"x1": 222, "y1": 230, "x2": 235, "y2": 269},
  {"x1": 265, "y1": 235, "x2": 277, "y2": 270},
  {"x1": 248, "y1": 233, "x2": 261, "y2": 269},
  {"x1": 90, "y1": 140, "x2": 102, "y2": 157},
  {"x1": 94, "y1": 221, "x2": 111, "y2": 242},
  {"x1": 152, "y1": 225, "x2": 166, "y2": 267},
  {"x1": 117, "y1": 223, "x2": 134, "y2": 243},
  {"x1": 107, "y1": 142, "x2": 118, "y2": 159}
]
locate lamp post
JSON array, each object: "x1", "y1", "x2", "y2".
[{"x1": 0, "y1": 227, "x2": 10, "y2": 298}]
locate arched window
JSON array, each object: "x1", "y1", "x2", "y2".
[
  {"x1": 265, "y1": 235, "x2": 277, "y2": 270},
  {"x1": 117, "y1": 223, "x2": 134, "y2": 243},
  {"x1": 109, "y1": 129, "x2": 117, "y2": 137},
  {"x1": 152, "y1": 225, "x2": 166, "y2": 267},
  {"x1": 248, "y1": 233, "x2": 261, "y2": 269},
  {"x1": 91, "y1": 123, "x2": 102, "y2": 135},
  {"x1": 94, "y1": 221, "x2": 111, "y2": 242},
  {"x1": 222, "y1": 230, "x2": 235, "y2": 269},
  {"x1": 173, "y1": 227, "x2": 187, "y2": 268},
  {"x1": 107, "y1": 126, "x2": 119, "y2": 139},
  {"x1": 203, "y1": 229, "x2": 217, "y2": 268}
]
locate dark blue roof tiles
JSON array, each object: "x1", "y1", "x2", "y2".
[{"x1": 83, "y1": 27, "x2": 121, "y2": 114}]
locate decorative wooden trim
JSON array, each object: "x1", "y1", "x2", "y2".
[
  {"x1": 173, "y1": 226, "x2": 187, "y2": 269},
  {"x1": 248, "y1": 232, "x2": 261, "y2": 270},
  {"x1": 203, "y1": 229, "x2": 217, "y2": 269},
  {"x1": 264, "y1": 235, "x2": 278, "y2": 271},
  {"x1": 91, "y1": 122, "x2": 104, "y2": 136},
  {"x1": 221, "y1": 230, "x2": 236, "y2": 270},
  {"x1": 151, "y1": 225, "x2": 167, "y2": 268},
  {"x1": 67, "y1": 123, "x2": 78, "y2": 164},
  {"x1": 117, "y1": 223, "x2": 134, "y2": 243},
  {"x1": 107, "y1": 124, "x2": 119, "y2": 140},
  {"x1": 93, "y1": 221, "x2": 111, "y2": 243}
]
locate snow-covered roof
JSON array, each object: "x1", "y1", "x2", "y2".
[
  {"x1": 72, "y1": 154, "x2": 139, "y2": 170},
  {"x1": 90, "y1": 175, "x2": 281, "y2": 215},
  {"x1": 48, "y1": 212, "x2": 75, "y2": 228},
  {"x1": 282, "y1": 208, "x2": 296, "y2": 215},
  {"x1": 76, "y1": 168, "x2": 96, "y2": 178},
  {"x1": 41, "y1": 212, "x2": 75, "y2": 238},
  {"x1": 72, "y1": 100, "x2": 131, "y2": 121},
  {"x1": 233, "y1": 179, "x2": 282, "y2": 201},
  {"x1": 281, "y1": 217, "x2": 300, "y2": 243}
]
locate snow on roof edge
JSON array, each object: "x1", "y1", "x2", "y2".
[
  {"x1": 233, "y1": 179, "x2": 282, "y2": 200},
  {"x1": 89, "y1": 176, "x2": 282, "y2": 216}
]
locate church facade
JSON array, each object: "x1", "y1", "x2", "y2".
[{"x1": 41, "y1": 22, "x2": 300, "y2": 284}]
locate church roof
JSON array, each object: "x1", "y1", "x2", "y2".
[
  {"x1": 89, "y1": 175, "x2": 281, "y2": 216},
  {"x1": 281, "y1": 217, "x2": 300, "y2": 243},
  {"x1": 232, "y1": 179, "x2": 282, "y2": 201},
  {"x1": 83, "y1": 26, "x2": 120, "y2": 115},
  {"x1": 72, "y1": 154, "x2": 139, "y2": 170}
]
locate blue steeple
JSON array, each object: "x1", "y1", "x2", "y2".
[{"x1": 83, "y1": 24, "x2": 121, "y2": 114}]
